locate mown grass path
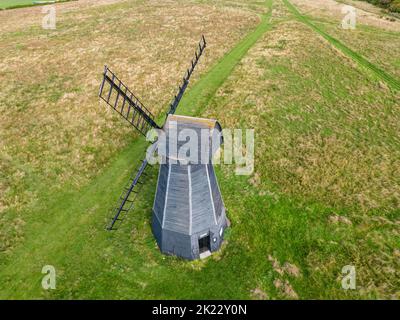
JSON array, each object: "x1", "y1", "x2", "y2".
[
  {"x1": 0, "y1": 0, "x2": 274, "y2": 299},
  {"x1": 283, "y1": 0, "x2": 400, "y2": 91}
]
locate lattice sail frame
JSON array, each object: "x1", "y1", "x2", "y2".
[
  {"x1": 167, "y1": 35, "x2": 206, "y2": 115},
  {"x1": 99, "y1": 66, "x2": 159, "y2": 136}
]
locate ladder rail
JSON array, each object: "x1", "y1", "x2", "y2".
[{"x1": 107, "y1": 159, "x2": 149, "y2": 230}]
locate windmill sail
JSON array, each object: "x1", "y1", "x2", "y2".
[
  {"x1": 99, "y1": 66, "x2": 160, "y2": 136},
  {"x1": 101, "y1": 36, "x2": 207, "y2": 232},
  {"x1": 167, "y1": 35, "x2": 206, "y2": 115}
]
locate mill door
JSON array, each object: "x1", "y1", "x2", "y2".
[{"x1": 198, "y1": 235, "x2": 210, "y2": 254}]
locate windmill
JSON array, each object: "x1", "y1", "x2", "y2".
[{"x1": 98, "y1": 36, "x2": 228, "y2": 260}]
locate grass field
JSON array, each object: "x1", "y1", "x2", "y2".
[
  {"x1": 0, "y1": 0, "x2": 399, "y2": 299},
  {"x1": 0, "y1": 0, "x2": 39, "y2": 9},
  {"x1": 290, "y1": 0, "x2": 400, "y2": 79}
]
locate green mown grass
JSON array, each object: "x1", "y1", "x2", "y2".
[
  {"x1": 0, "y1": 0, "x2": 399, "y2": 299},
  {"x1": 0, "y1": 0, "x2": 73, "y2": 10},
  {"x1": 0, "y1": 0, "x2": 38, "y2": 9}
]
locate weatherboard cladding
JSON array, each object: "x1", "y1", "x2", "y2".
[
  {"x1": 152, "y1": 165, "x2": 227, "y2": 259},
  {"x1": 207, "y1": 164, "x2": 223, "y2": 219},
  {"x1": 163, "y1": 164, "x2": 190, "y2": 234},
  {"x1": 155, "y1": 163, "x2": 222, "y2": 235},
  {"x1": 162, "y1": 228, "x2": 192, "y2": 259},
  {"x1": 190, "y1": 164, "x2": 215, "y2": 234}
]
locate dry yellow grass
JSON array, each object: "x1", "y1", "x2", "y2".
[
  {"x1": 291, "y1": 0, "x2": 400, "y2": 31},
  {"x1": 0, "y1": 0, "x2": 127, "y2": 33}
]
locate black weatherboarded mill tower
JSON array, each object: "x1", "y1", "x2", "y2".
[
  {"x1": 98, "y1": 36, "x2": 228, "y2": 260},
  {"x1": 152, "y1": 114, "x2": 227, "y2": 260}
]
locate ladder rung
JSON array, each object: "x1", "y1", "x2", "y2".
[
  {"x1": 110, "y1": 217, "x2": 124, "y2": 221},
  {"x1": 121, "y1": 199, "x2": 134, "y2": 203}
]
